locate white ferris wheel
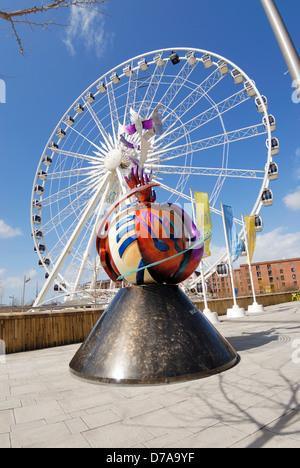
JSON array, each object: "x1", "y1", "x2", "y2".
[{"x1": 31, "y1": 47, "x2": 278, "y2": 306}]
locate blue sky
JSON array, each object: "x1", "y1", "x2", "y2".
[{"x1": 0, "y1": 0, "x2": 299, "y2": 305}]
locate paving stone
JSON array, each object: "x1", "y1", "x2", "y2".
[
  {"x1": 1, "y1": 302, "x2": 300, "y2": 448},
  {"x1": 14, "y1": 401, "x2": 65, "y2": 424}
]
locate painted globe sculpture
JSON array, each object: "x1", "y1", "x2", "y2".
[{"x1": 96, "y1": 165, "x2": 204, "y2": 285}]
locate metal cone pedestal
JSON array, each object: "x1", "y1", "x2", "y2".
[{"x1": 69, "y1": 285, "x2": 239, "y2": 385}]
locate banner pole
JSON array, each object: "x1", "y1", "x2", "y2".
[
  {"x1": 221, "y1": 202, "x2": 246, "y2": 318},
  {"x1": 242, "y1": 214, "x2": 264, "y2": 314},
  {"x1": 191, "y1": 190, "x2": 219, "y2": 323},
  {"x1": 221, "y1": 202, "x2": 237, "y2": 307}
]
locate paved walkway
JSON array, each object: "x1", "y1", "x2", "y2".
[{"x1": 1, "y1": 301, "x2": 300, "y2": 448}]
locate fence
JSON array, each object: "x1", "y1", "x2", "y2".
[
  {"x1": 0, "y1": 307, "x2": 105, "y2": 354},
  {"x1": 0, "y1": 291, "x2": 297, "y2": 355}
]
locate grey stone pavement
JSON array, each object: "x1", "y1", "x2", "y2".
[{"x1": 1, "y1": 301, "x2": 300, "y2": 448}]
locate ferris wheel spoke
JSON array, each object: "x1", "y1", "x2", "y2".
[
  {"x1": 73, "y1": 176, "x2": 115, "y2": 292},
  {"x1": 151, "y1": 165, "x2": 265, "y2": 179},
  {"x1": 53, "y1": 148, "x2": 103, "y2": 164},
  {"x1": 156, "y1": 88, "x2": 250, "y2": 150},
  {"x1": 106, "y1": 78, "x2": 120, "y2": 144},
  {"x1": 35, "y1": 172, "x2": 113, "y2": 305},
  {"x1": 46, "y1": 166, "x2": 105, "y2": 180},
  {"x1": 157, "y1": 180, "x2": 244, "y2": 226},
  {"x1": 42, "y1": 170, "x2": 104, "y2": 208},
  {"x1": 137, "y1": 62, "x2": 167, "y2": 118},
  {"x1": 49, "y1": 172, "x2": 111, "y2": 247},
  {"x1": 155, "y1": 180, "x2": 191, "y2": 202},
  {"x1": 85, "y1": 101, "x2": 112, "y2": 150},
  {"x1": 123, "y1": 62, "x2": 141, "y2": 125},
  {"x1": 64, "y1": 124, "x2": 104, "y2": 153},
  {"x1": 42, "y1": 185, "x2": 100, "y2": 263},
  {"x1": 149, "y1": 124, "x2": 266, "y2": 164},
  {"x1": 42, "y1": 185, "x2": 95, "y2": 236},
  {"x1": 159, "y1": 59, "x2": 196, "y2": 116},
  {"x1": 162, "y1": 67, "x2": 224, "y2": 129}
]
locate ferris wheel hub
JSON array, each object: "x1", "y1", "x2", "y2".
[{"x1": 104, "y1": 148, "x2": 123, "y2": 171}]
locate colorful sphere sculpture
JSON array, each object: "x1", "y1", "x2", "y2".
[{"x1": 96, "y1": 165, "x2": 204, "y2": 285}]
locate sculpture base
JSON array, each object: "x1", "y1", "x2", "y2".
[{"x1": 69, "y1": 285, "x2": 239, "y2": 385}]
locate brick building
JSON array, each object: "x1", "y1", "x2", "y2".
[{"x1": 207, "y1": 257, "x2": 300, "y2": 297}]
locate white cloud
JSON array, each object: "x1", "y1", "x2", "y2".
[
  {"x1": 0, "y1": 220, "x2": 22, "y2": 239},
  {"x1": 283, "y1": 187, "x2": 300, "y2": 211},
  {"x1": 207, "y1": 228, "x2": 300, "y2": 269},
  {"x1": 0, "y1": 269, "x2": 39, "y2": 305},
  {"x1": 63, "y1": 6, "x2": 114, "y2": 57},
  {"x1": 251, "y1": 227, "x2": 300, "y2": 263},
  {"x1": 26, "y1": 269, "x2": 37, "y2": 280},
  {"x1": 3, "y1": 276, "x2": 23, "y2": 290}
]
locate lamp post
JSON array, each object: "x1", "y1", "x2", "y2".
[
  {"x1": 22, "y1": 275, "x2": 31, "y2": 307},
  {"x1": 260, "y1": 0, "x2": 300, "y2": 99}
]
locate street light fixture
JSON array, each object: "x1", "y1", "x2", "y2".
[{"x1": 22, "y1": 275, "x2": 31, "y2": 307}]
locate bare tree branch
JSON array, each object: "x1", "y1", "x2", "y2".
[{"x1": 0, "y1": 0, "x2": 109, "y2": 54}]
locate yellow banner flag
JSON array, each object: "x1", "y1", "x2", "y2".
[
  {"x1": 194, "y1": 192, "x2": 212, "y2": 258},
  {"x1": 244, "y1": 215, "x2": 256, "y2": 264}
]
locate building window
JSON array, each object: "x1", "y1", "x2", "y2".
[
  {"x1": 281, "y1": 276, "x2": 285, "y2": 281},
  {"x1": 294, "y1": 281, "x2": 298, "y2": 287},
  {"x1": 291, "y1": 262, "x2": 294, "y2": 266},
  {"x1": 280, "y1": 269, "x2": 283, "y2": 274},
  {"x1": 291, "y1": 268, "x2": 295, "y2": 272},
  {"x1": 256, "y1": 265, "x2": 260, "y2": 271},
  {"x1": 292, "y1": 274, "x2": 296, "y2": 280}
]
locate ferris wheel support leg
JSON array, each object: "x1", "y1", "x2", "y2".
[
  {"x1": 33, "y1": 172, "x2": 113, "y2": 307},
  {"x1": 72, "y1": 176, "x2": 114, "y2": 295},
  {"x1": 260, "y1": 0, "x2": 300, "y2": 99}
]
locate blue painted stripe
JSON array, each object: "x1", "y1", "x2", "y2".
[
  {"x1": 116, "y1": 224, "x2": 136, "y2": 243},
  {"x1": 118, "y1": 234, "x2": 138, "y2": 258},
  {"x1": 116, "y1": 215, "x2": 135, "y2": 230},
  {"x1": 136, "y1": 258, "x2": 145, "y2": 285}
]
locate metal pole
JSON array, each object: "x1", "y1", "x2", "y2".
[
  {"x1": 260, "y1": 0, "x2": 300, "y2": 98},
  {"x1": 22, "y1": 275, "x2": 31, "y2": 308},
  {"x1": 220, "y1": 203, "x2": 238, "y2": 307},
  {"x1": 241, "y1": 215, "x2": 257, "y2": 302},
  {"x1": 22, "y1": 275, "x2": 26, "y2": 307}
]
